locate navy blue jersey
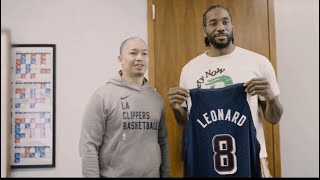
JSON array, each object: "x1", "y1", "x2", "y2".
[{"x1": 186, "y1": 83, "x2": 261, "y2": 177}]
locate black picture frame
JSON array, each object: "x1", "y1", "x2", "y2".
[{"x1": 10, "y1": 44, "x2": 56, "y2": 168}]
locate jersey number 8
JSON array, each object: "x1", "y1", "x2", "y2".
[{"x1": 212, "y1": 134, "x2": 237, "y2": 175}]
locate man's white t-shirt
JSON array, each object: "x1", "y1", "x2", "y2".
[{"x1": 180, "y1": 46, "x2": 280, "y2": 158}]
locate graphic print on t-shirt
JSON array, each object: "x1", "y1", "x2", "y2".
[
  {"x1": 196, "y1": 68, "x2": 233, "y2": 88},
  {"x1": 205, "y1": 75, "x2": 233, "y2": 88}
]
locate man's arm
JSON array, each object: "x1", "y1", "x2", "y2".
[
  {"x1": 168, "y1": 87, "x2": 189, "y2": 127},
  {"x1": 158, "y1": 109, "x2": 170, "y2": 177},
  {"x1": 259, "y1": 96, "x2": 283, "y2": 124},
  {"x1": 79, "y1": 93, "x2": 106, "y2": 177},
  {"x1": 173, "y1": 106, "x2": 188, "y2": 127},
  {"x1": 244, "y1": 78, "x2": 283, "y2": 124}
]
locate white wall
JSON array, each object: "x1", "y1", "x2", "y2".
[
  {"x1": 1, "y1": 30, "x2": 11, "y2": 178},
  {"x1": 274, "y1": 0, "x2": 319, "y2": 177},
  {"x1": 1, "y1": 0, "x2": 147, "y2": 177}
]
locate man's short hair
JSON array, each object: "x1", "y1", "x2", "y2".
[{"x1": 120, "y1": 37, "x2": 146, "y2": 54}]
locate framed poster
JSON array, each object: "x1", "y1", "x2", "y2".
[{"x1": 11, "y1": 44, "x2": 56, "y2": 168}]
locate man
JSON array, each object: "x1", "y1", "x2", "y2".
[
  {"x1": 167, "y1": 5, "x2": 283, "y2": 177},
  {"x1": 80, "y1": 37, "x2": 169, "y2": 177}
]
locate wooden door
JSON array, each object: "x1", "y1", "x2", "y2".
[{"x1": 147, "y1": 0, "x2": 280, "y2": 177}]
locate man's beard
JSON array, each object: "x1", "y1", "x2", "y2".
[{"x1": 207, "y1": 32, "x2": 233, "y2": 49}]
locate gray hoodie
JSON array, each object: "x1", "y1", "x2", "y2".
[{"x1": 79, "y1": 73, "x2": 169, "y2": 177}]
